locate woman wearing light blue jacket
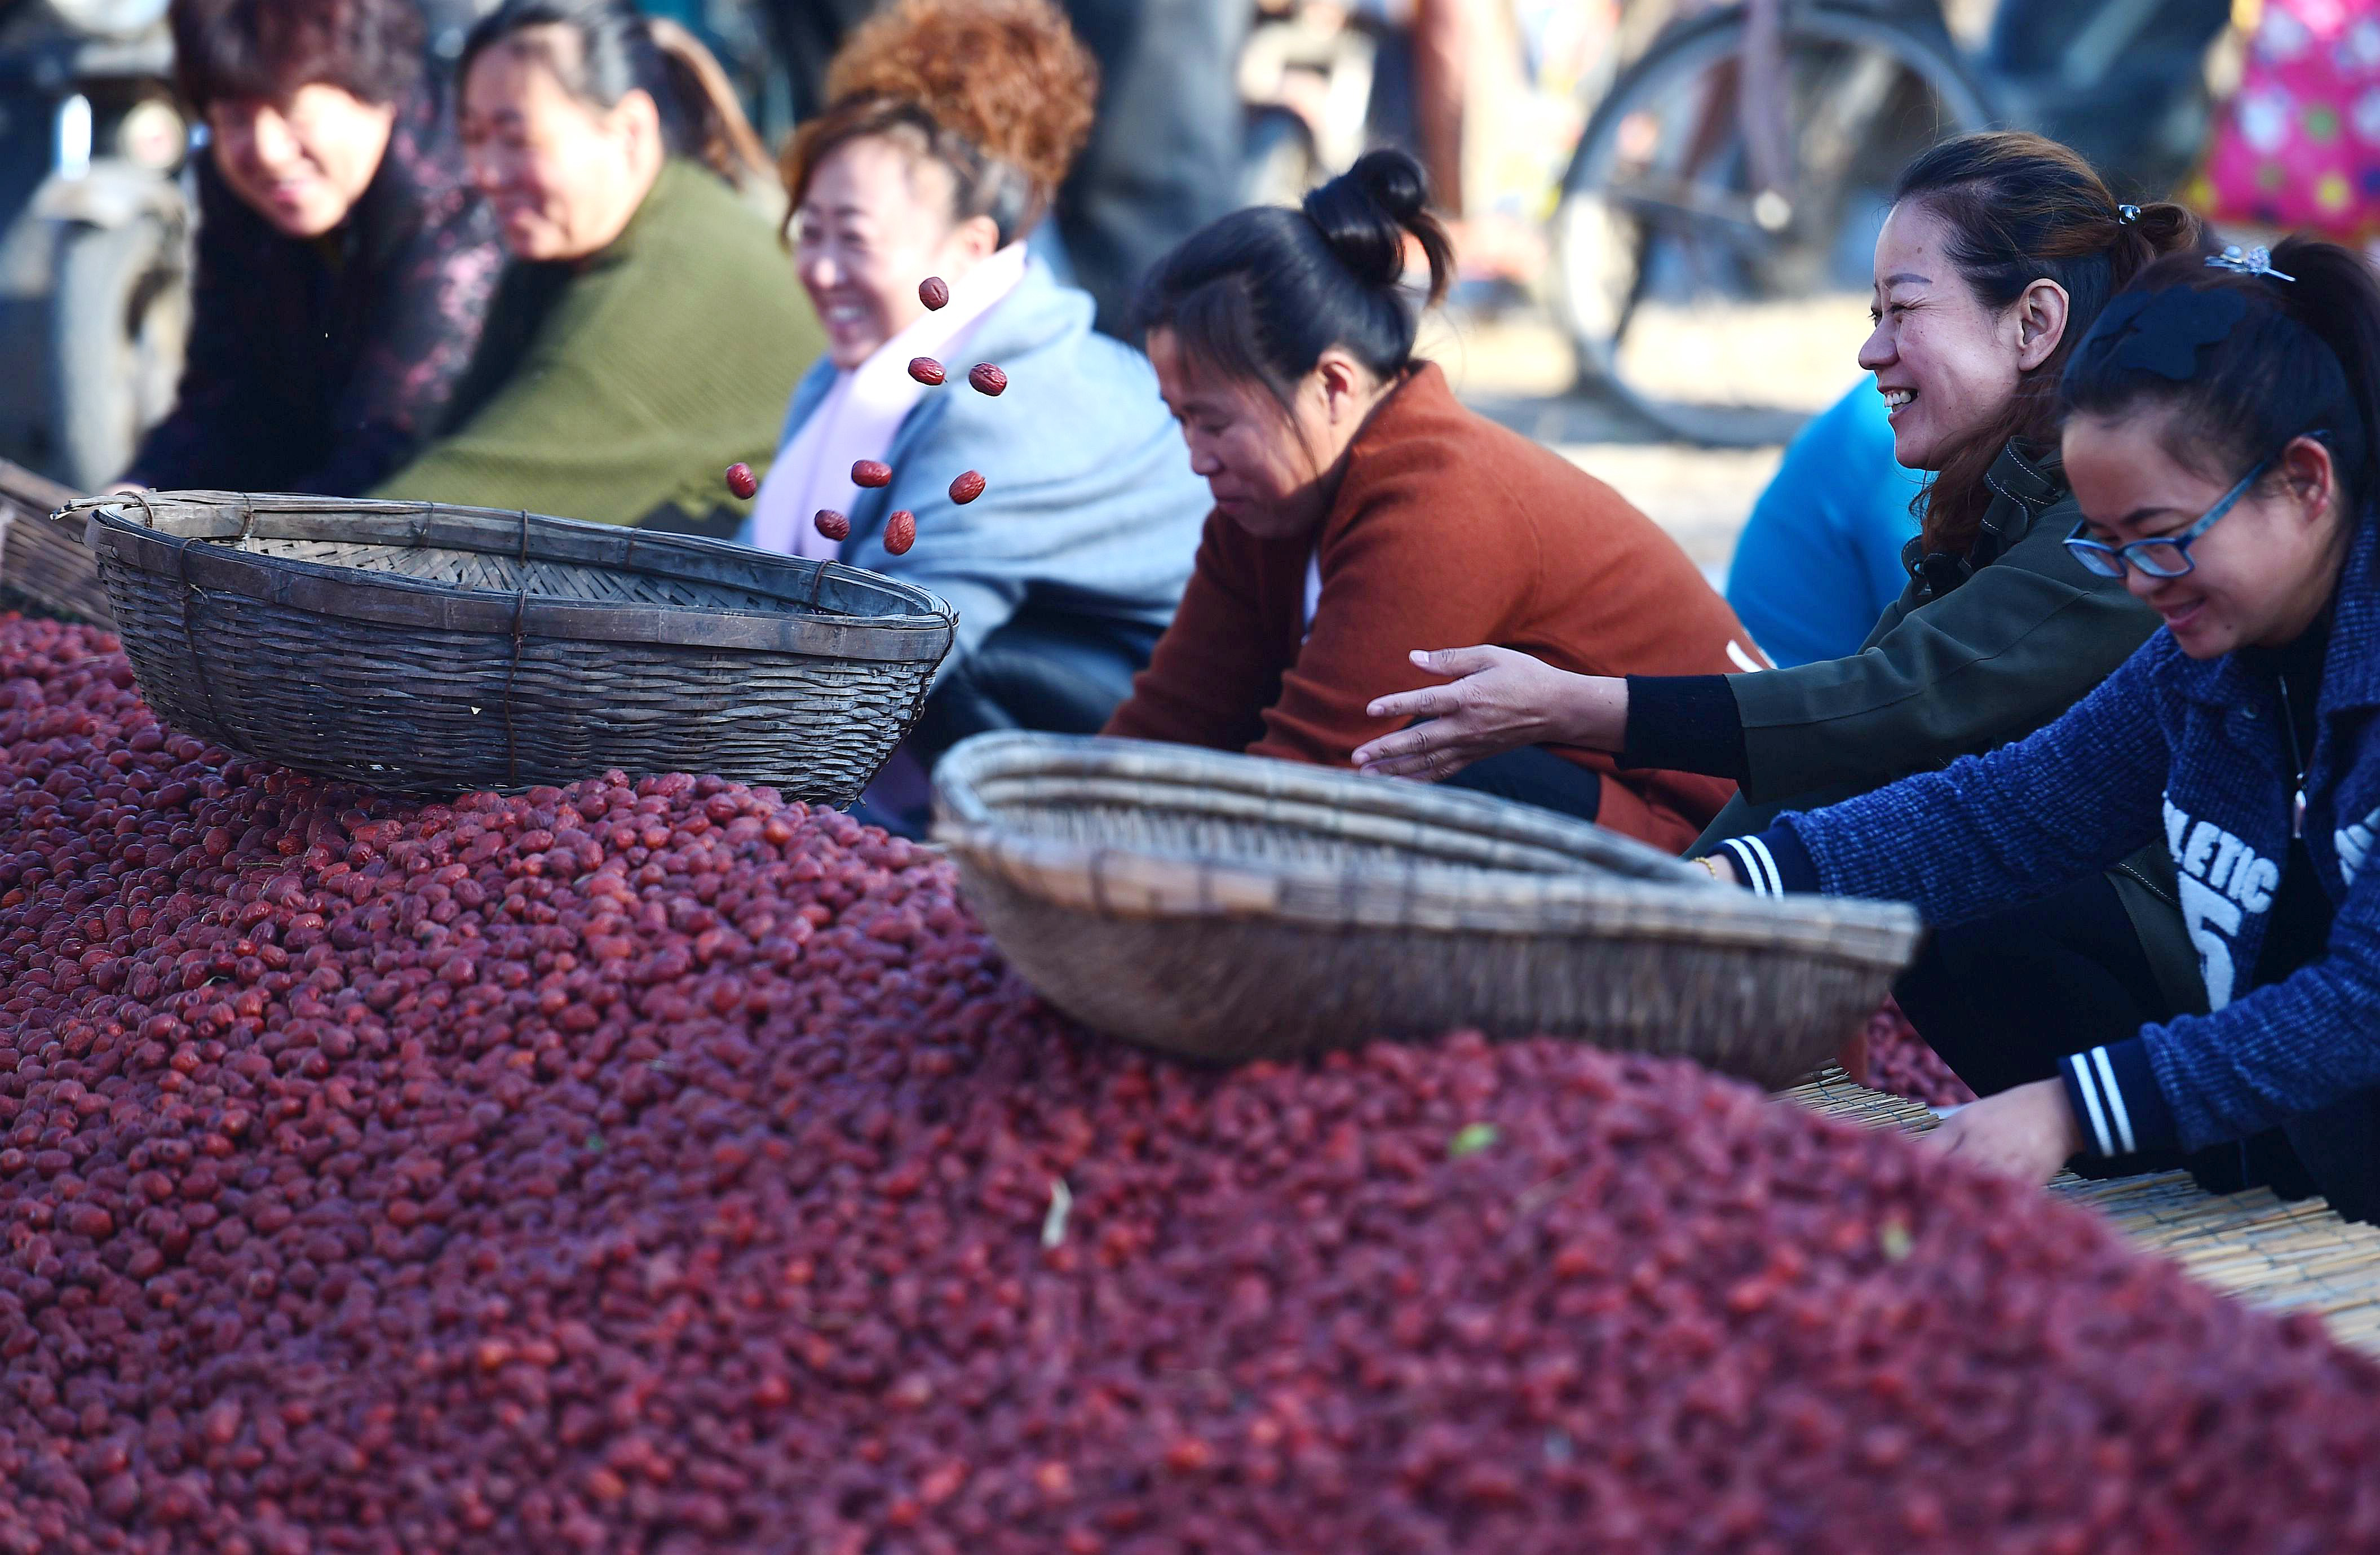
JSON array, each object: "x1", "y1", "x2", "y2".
[{"x1": 740, "y1": 3, "x2": 1207, "y2": 819}]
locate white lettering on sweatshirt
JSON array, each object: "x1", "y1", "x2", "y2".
[
  {"x1": 2338, "y1": 805, "x2": 2380, "y2": 888},
  {"x1": 2164, "y1": 795, "x2": 2280, "y2": 1010}
]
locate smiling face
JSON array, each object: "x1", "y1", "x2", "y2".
[
  {"x1": 2064, "y1": 409, "x2": 2351, "y2": 657},
  {"x1": 1145, "y1": 329, "x2": 1388, "y2": 541},
  {"x1": 1857, "y1": 202, "x2": 2055, "y2": 471},
  {"x1": 793, "y1": 135, "x2": 999, "y2": 370},
  {"x1": 461, "y1": 37, "x2": 661, "y2": 263},
  {"x1": 208, "y1": 84, "x2": 397, "y2": 238}
]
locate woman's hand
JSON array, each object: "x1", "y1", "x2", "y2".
[
  {"x1": 1921, "y1": 1078, "x2": 2085, "y2": 1184},
  {"x1": 1353, "y1": 648, "x2": 1626, "y2": 779}
]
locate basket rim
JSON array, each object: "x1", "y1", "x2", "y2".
[
  {"x1": 929, "y1": 732, "x2": 1923, "y2": 965},
  {"x1": 1, "y1": 458, "x2": 79, "y2": 516},
  {"x1": 935, "y1": 730, "x2": 1713, "y2": 882},
  {"x1": 72, "y1": 491, "x2": 957, "y2": 662}
]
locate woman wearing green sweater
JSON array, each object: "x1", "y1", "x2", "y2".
[{"x1": 369, "y1": 0, "x2": 824, "y2": 534}]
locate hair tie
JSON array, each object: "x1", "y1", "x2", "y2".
[
  {"x1": 2117, "y1": 204, "x2": 2141, "y2": 224},
  {"x1": 2208, "y1": 243, "x2": 2295, "y2": 282}
]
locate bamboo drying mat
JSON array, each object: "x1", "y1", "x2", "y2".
[{"x1": 1785, "y1": 1068, "x2": 2380, "y2": 1358}]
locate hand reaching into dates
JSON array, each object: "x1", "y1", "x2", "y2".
[
  {"x1": 1353, "y1": 648, "x2": 1627, "y2": 779},
  {"x1": 1922, "y1": 1079, "x2": 2086, "y2": 1184}
]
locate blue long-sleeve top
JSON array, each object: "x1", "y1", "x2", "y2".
[
  {"x1": 740, "y1": 260, "x2": 1207, "y2": 670},
  {"x1": 1717, "y1": 518, "x2": 2380, "y2": 1159},
  {"x1": 1724, "y1": 384, "x2": 1924, "y2": 667}
]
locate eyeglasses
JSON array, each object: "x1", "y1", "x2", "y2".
[{"x1": 2062, "y1": 455, "x2": 2273, "y2": 581}]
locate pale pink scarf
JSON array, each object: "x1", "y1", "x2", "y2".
[{"x1": 748, "y1": 243, "x2": 1030, "y2": 559}]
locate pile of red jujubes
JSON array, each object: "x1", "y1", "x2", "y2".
[
  {"x1": 1856, "y1": 1001, "x2": 1977, "y2": 1109},
  {"x1": 2, "y1": 613, "x2": 2378, "y2": 1555}
]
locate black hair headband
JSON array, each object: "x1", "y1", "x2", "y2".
[
  {"x1": 2071, "y1": 286, "x2": 2250, "y2": 383},
  {"x1": 2071, "y1": 244, "x2": 2311, "y2": 384}
]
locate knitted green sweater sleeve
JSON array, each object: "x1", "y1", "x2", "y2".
[{"x1": 369, "y1": 160, "x2": 824, "y2": 526}]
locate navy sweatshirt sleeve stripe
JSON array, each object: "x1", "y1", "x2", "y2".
[{"x1": 2062, "y1": 1041, "x2": 2165, "y2": 1155}]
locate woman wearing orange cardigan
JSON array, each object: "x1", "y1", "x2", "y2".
[{"x1": 1105, "y1": 150, "x2": 1763, "y2": 853}]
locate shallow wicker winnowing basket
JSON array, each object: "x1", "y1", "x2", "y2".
[
  {"x1": 0, "y1": 459, "x2": 108, "y2": 624},
  {"x1": 73, "y1": 491, "x2": 955, "y2": 801},
  {"x1": 932, "y1": 733, "x2": 1925, "y2": 1087}
]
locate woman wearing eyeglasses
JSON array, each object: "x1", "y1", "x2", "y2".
[
  {"x1": 1705, "y1": 238, "x2": 2380, "y2": 1221},
  {"x1": 1352, "y1": 134, "x2": 2216, "y2": 1107}
]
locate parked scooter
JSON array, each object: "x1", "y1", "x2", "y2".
[{"x1": 0, "y1": 0, "x2": 188, "y2": 492}]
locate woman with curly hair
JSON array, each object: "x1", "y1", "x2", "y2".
[{"x1": 741, "y1": 0, "x2": 1209, "y2": 826}]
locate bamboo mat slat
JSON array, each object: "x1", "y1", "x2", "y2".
[{"x1": 1784, "y1": 1069, "x2": 2380, "y2": 1358}]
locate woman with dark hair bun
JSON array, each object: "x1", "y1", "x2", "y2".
[
  {"x1": 1105, "y1": 149, "x2": 1762, "y2": 850},
  {"x1": 366, "y1": 0, "x2": 822, "y2": 532},
  {"x1": 119, "y1": 0, "x2": 503, "y2": 495}
]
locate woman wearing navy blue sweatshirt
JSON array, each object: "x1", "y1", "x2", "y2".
[{"x1": 1710, "y1": 237, "x2": 2380, "y2": 1221}]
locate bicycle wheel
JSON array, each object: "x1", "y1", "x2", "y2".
[{"x1": 1554, "y1": 2, "x2": 1992, "y2": 445}]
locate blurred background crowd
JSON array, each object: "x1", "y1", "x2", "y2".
[
  {"x1": 0, "y1": 0, "x2": 2370, "y2": 662},
  {"x1": 2, "y1": 0, "x2": 2364, "y2": 504}
]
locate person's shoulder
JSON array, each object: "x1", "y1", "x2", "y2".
[
  {"x1": 966, "y1": 264, "x2": 1105, "y2": 367},
  {"x1": 643, "y1": 163, "x2": 782, "y2": 261},
  {"x1": 1348, "y1": 375, "x2": 1661, "y2": 544},
  {"x1": 1344, "y1": 368, "x2": 1521, "y2": 486},
  {"x1": 1775, "y1": 384, "x2": 1903, "y2": 483},
  {"x1": 940, "y1": 275, "x2": 1169, "y2": 436},
  {"x1": 608, "y1": 169, "x2": 812, "y2": 332}
]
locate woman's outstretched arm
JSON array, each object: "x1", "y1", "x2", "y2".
[{"x1": 1352, "y1": 647, "x2": 1629, "y2": 777}]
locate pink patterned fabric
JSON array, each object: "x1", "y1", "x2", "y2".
[{"x1": 2192, "y1": 0, "x2": 2380, "y2": 240}]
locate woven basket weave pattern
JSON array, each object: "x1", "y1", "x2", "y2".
[
  {"x1": 961, "y1": 885, "x2": 1896, "y2": 1082},
  {"x1": 984, "y1": 788, "x2": 1623, "y2": 877},
  {"x1": 236, "y1": 537, "x2": 795, "y2": 611},
  {"x1": 0, "y1": 460, "x2": 109, "y2": 624},
  {"x1": 78, "y1": 493, "x2": 955, "y2": 800},
  {"x1": 934, "y1": 733, "x2": 1923, "y2": 1086}
]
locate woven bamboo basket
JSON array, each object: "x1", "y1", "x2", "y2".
[
  {"x1": 0, "y1": 460, "x2": 109, "y2": 623},
  {"x1": 931, "y1": 732, "x2": 1924, "y2": 1086},
  {"x1": 70, "y1": 491, "x2": 955, "y2": 801}
]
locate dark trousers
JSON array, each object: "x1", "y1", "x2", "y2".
[
  {"x1": 856, "y1": 606, "x2": 1158, "y2": 839},
  {"x1": 1441, "y1": 745, "x2": 1602, "y2": 824},
  {"x1": 908, "y1": 606, "x2": 1161, "y2": 771},
  {"x1": 1894, "y1": 872, "x2": 2380, "y2": 1221}
]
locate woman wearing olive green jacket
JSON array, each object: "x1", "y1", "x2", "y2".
[
  {"x1": 369, "y1": 0, "x2": 823, "y2": 534},
  {"x1": 1355, "y1": 135, "x2": 2217, "y2": 1106}
]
